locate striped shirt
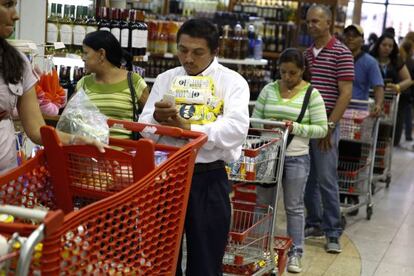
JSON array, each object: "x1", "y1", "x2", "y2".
[
  {"x1": 252, "y1": 81, "x2": 328, "y2": 156},
  {"x1": 76, "y1": 72, "x2": 147, "y2": 139},
  {"x1": 305, "y1": 37, "x2": 354, "y2": 114}
]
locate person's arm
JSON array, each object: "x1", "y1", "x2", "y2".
[
  {"x1": 292, "y1": 89, "x2": 328, "y2": 139},
  {"x1": 17, "y1": 86, "x2": 105, "y2": 152},
  {"x1": 387, "y1": 65, "x2": 412, "y2": 93},
  {"x1": 373, "y1": 85, "x2": 384, "y2": 116}
]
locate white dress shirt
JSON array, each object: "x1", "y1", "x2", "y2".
[{"x1": 139, "y1": 58, "x2": 250, "y2": 163}]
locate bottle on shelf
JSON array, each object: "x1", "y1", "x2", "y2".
[
  {"x1": 247, "y1": 24, "x2": 256, "y2": 59},
  {"x1": 58, "y1": 4, "x2": 73, "y2": 55},
  {"x1": 136, "y1": 10, "x2": 148, "y2": 56},
  {"x1": 72, "y1": 6, "x2": 86, "y2": 55},
  {"x1": 98, "y1": 7, "x2": 111, "y2": 32},
  {"x1": 120, "y1": 9, "x2": 130, "y2": 52},
  {"x1": 232, "y1": 23, "x2": 243, "y2": 59},
  {"x1": 155, "y1": 21, "x2": 168, "y2": 55},
  {"x1": 110, "y1": 8, "x2": 121, "y2": 42},
  {"x1": 167, "y1": 21, "x2": 178, "y2": 55},
  {"x1": 46, "y1": 3, "x2": 59, "y2": 45},
  {"x1": 254, "y1": 35, "x2": 263, "y2": 60},
  {"x1": 86, "y1": 7, "x2": 98, "y2": 34}
]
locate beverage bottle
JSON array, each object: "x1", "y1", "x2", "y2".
[
  {"x1": 254, "y1": 35, "x2": 263, "y2": 60},
  {"x1": 110, "y1": 8, "x2": 121, "y2": 42}
]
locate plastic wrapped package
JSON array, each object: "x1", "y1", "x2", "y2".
[{"x1": 56, "y1": 89, "x2": 109, "y2": 144}]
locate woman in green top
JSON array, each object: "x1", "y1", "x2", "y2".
[
  {"x1": 252, "y1": 48, "x2": 327, "y2": 273},
  {"x1": 77, "y1": 31, "x2": 149, "y2": 139}
]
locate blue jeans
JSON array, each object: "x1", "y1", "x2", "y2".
[
  {"x1": 304, "y1": 126, "x2": 342, "y2": 238},
  {"x1": 256, "y1": 154, "x2": 310, "y2": 254}
]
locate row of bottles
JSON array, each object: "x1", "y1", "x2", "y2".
[
  {"x1": 233, "y1": 0, "x2": 296, "y2": 21},
  {"x1": 147, "y1": 20, "x2": 180, "y2": 55},
  {"x1": 262, "y1": 22, "x2": 295, "y2": 53},
  {"x1": 219, "y1": 24, "x2": 263, "y2": 60},
  {"x1": 46, "y1": 3, "x2": 148, "y2": 57},
  {"x1": 97, "y1": 7, "x2": 148, "y2": 56}
]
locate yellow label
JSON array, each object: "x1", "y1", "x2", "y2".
[{"x1": 0, "y1": 214, "x2": 14, "y2": 223}]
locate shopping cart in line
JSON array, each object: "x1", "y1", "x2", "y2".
[
  {"x1": 370, "y1": 90, "x2": 399, "y2": 190},
  {"x1": 338, "y1": 99, "x2": 380, "y2": 225},
  {"x1": 0, "y1": 119, "x2": 207, "y2": 275},
  {"x1": 223, "y1": 118, "x2": 292, "y2": 276}
]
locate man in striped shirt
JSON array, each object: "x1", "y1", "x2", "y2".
[{"x1": 303, "y1": 4, "x2": 354, "y2": 254}]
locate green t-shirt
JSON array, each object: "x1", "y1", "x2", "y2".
[{"x1": 76, "y1": 72, "x2": 147, "y2": 139}]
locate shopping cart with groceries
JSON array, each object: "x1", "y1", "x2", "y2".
[
  {"x1": 0, "y1": 119, "x2": 207, "y2": 275},
  {"x1": 223, "y1": 118, "x2": 292, "y2": 276},
  {"x1": 338, "y1": 99, "x2": 380, "y2": 225},
  {"x1": 371, "y1": 90, "x2": 399, "y2": 191}
]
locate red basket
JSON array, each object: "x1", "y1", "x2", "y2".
[
  {"x1": 274, "y1": 236, "x2": 293, "y2": 276},
  {"x1": 0, "y1": 120, "x2": 207, "y2": 275}
]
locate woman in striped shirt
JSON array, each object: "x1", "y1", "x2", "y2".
[
  {"x1": 252, "y1": 48, "x2": 327, "y2": 273},
  {"x1": 77, "y1": 31, "x2": 149, "y2": 139}
]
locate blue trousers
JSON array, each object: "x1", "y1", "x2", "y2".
[
  {"x1": 176, "y1": 167, "x2": 231, "y2": 276},
  {"x1": 256, "y1": 154, "x2": 310, "y2": 254},
  {"x1": 304, "y1": 126, "x2": 342, "y2": 238}
]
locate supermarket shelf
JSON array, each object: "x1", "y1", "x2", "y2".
[
  {"x1": 218, "y1": 58, "x2": 268, "y2": 66},
  {"x1": 147, "y1": 52, "x2": 268, "y2": 66}
]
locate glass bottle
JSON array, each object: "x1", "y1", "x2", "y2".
[
  {"x1": 98, "y1": 7, "x2": 110, "y2": 32},
  {"x1": 46, "y1": 3, "x2": 59, "y2": 46},
  {"x1": 110, "y1": 8, "x2": 121, "y2": 42},
  {"x1": 58, "y1": 5, "x2": 73, "y2": 55},
  {"x1": 120, "y1": 9, "x2": 130, "y2": 52},
  {"x1": 86, "y1": 7, "x2": 98, "y2": 34},
  {"x1": 72, "y1": 5, "x2": 86, "y2": 55}
]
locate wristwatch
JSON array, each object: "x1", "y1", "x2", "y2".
[{"x1": 328, "y1": 121, "x2": 336, "y2": 129}]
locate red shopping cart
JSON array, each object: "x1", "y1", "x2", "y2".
[{"x1": 0, "y1": 119, "x2": 206, "y2": 275}]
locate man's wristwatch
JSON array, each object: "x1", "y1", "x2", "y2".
[{"x1": 328, "y1": 121, "x2": 336, "y2": 129}]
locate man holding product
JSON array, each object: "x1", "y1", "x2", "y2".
[{"x1": 139, "y1": 18, "x2": 250, "y2": 275}]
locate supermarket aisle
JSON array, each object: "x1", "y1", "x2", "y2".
[
  {"x1": 345, "y1": 146, "x2": 414, "y2": 276},
  {"x1": 278, "y1": 145, "x2": 414, "y2": 275}
]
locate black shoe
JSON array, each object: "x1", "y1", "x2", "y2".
[
  {"x1": 406, "y1": 137, "x2": 413, "y2": 141},
  {"x1": 325, "y1": 237, "x2": 342, "y2": 253},
  {"x1": 304, "y1": 226, "x2": 324, "y2": 239}
]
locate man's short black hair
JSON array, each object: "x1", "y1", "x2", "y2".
[{"x1": 176, "y1": 18, "x2": 219, "y2": 53}]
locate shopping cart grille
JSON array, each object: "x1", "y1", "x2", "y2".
[{"x1": 227, "y1": 134, "x2": 282, "y2": 184}]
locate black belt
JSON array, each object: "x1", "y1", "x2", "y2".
[{"x1": 193, "y1": 160, "x2": 225, "y2": 174}]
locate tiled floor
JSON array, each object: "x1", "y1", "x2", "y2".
[{"x1": 277, "y1": 141, "x2": 414, "y2": 275}]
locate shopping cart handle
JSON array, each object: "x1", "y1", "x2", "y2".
[
  {"x1": 249, "y1": 118, "x2": 287, "y2": 128},
  {"x1": 0, "y1": 205, "x2": 47, "y2": 221}
]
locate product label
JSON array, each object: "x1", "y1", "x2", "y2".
[
  {"x1": 121, "y1": 28, "x2": 129, "y2": 48},
  {"x1": 111, "y1": 28, "x2": 121, "y2": 42},
  {"x1": 47, "y1": 23, "x2": 58, "y2": 43},
  {"x1": 131, "y1": 29, "x2": 139, "y2": 48},
  {"x1": 86, "y1": 26, "x2": 97, "y2": 34},
  {"x1": 60, "y1": 24, "x2": 73, "y2": 45},
  {"x1": 99, "y1": 27, "x2": 110, "y2": 32},
  {"x1": 73, "y1": 25, "x2": 86, "y2": 46}
]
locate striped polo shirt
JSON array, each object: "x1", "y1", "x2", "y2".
[
  {"x1": 305, "y1": 37, "x2": 354, "y2": 114},
  {"x1": 76, "y1": 72, "x2": 147, "y2": 139}
]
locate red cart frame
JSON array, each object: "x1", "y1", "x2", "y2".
[{"x1": 0, "y1": 119, "x2": 206, "y2": 275}]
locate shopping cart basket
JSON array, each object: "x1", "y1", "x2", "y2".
[
  {"x1": 224, "y1": 119, "x2": 292, "y2": 275},
  {"x1": 0, "y1": 120, "x2": 207, "y2": 275},
  {"x1": 338, "y1": 100, "x2": 380, "y2": 221}
]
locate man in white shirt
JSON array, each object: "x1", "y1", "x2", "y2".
[{"x1": 139, "y1": 18, "x2": 250, "y2": 275}]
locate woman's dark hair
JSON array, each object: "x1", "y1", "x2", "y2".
[
  {"x1": 0, "y1": 38, "x2": 25, "y2": 84},
  {"x1": 176, "y1": 18, "x2": 219, "y2": 53},
  {"x1": 370, "y1": 33, "x2": 401, "y2": 66},
  {"x1": 278, "y1": 48, "x2": 311, "y2": 81},
  {"x1": 83, "y1": 31, "x2": 132, "y2": 69},
  {"x1": 400, "y1": 40, "x2": 413, "y2": 62}
]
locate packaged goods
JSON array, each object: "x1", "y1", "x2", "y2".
[
  {"x1": 177, "y1": 104, "x2": 217, "y2": 125},
  {"x1": 171, "y1": 76, "x2": 215, "y2": 105}
]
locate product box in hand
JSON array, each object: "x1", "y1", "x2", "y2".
[{"x1": 168, "y1": 76, "x2": 224, "y2": 125}]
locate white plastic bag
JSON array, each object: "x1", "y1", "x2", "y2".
[{"x1": 57, "y1": 89, "x2": 109, "y2": 144}]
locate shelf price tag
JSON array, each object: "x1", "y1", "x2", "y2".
[{"x1": 53, "y1": 42, "x2": 66, "y2": 50}]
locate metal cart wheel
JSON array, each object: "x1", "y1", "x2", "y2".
[
  {"x1": 366, "y1": 204, "x2": 373, "y2": 220},
  {"x1": 347, "y1": 195, "x2": 360, "y2": 216}
]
